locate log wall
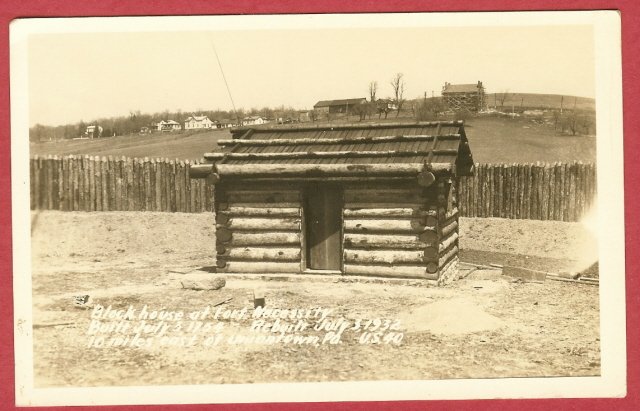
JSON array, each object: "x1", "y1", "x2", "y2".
[
  {"x1": 342, "y1": 185, "x2": 439, "y2": 280},
  {"x1": 214, "y1": 184, "x2": 303, "y2": 274}
]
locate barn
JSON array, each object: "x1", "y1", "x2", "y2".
[
  {"x1": 190, "y1": 121, "x2": 474, "y2": 284},
  {"x1": 313, "y1": 98, "x2": 367, "y2": 114}
]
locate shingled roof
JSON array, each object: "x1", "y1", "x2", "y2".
[
  {"x1": 192, "y1": 121, "x2": 474, "y2": 179},
  {"x1": 442, "y1": 83, "x2": 482, "y2": 94},
  {"x1": 313, "y1": 98, "x2": 367, "y2": 108}
]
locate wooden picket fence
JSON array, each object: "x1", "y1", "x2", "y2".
[
  {"x1": 29, "y1": 156, "x2": 596, "y2": 222},
  {"x1": 30, "y1": 155, "x2": 213, "y2": 213},
  {"x1": 458, "y1": 162, "x2": 596, "y2": 221}
]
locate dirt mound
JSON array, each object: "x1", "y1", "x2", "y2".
[{"x1": 400, "y1": 298, "x2": 504, "y2": 335}]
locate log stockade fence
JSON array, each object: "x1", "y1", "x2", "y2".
[{"x1": 29, "y1": 156, "x2": 596, "y2": 222}]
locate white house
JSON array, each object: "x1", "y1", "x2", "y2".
[
  {"x1": 184, "y1": 115, "x2": 214, "y2": 130},
  {"x1": 157, "y1": 120, "x2": 182, "y2": 132},
  {"x1": 242, "y1": 116, "x2": 268, "y2": 126},
  {"x1": 85, "y1": 125, "x2": 103, "y2": 138}
]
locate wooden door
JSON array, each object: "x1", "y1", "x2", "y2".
[{"x1": 305, "y1": 184, "x2": 343, "y2": 271}]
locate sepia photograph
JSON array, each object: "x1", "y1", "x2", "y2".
[{"x1": 10, "y1": 11, "x2": 625, "y2": 406}]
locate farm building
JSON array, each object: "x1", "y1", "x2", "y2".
[
  {"x1": 242, "y1": 116, "x2": 268, "y2": 126},
  {"x1": 157, "y1": 120, "x2": 182, "y2": 132},
  {"x1": 313, "y1": 98, "x2": 367, "y2": 114},
  {"x1": 216, "y1": 119, "x2": 238, "y2": 129},
  {"x1": 190, "y1": 121, "x2": 474, "y2": 284},
  {"x1": 185, "y1": 115, "x2": 214, "y2": 130},
  {"x1": 442, "y1": 81, "x2": 486, "y2": 112}
]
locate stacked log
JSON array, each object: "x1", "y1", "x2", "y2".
[
  {"x1": 437, "y1": 181, "x2": 459, "y2": 277},
  {"x1": 342, "y1": 186, "x2": 439, "y2": 279},
  {"x1": 215, "y1": 186, "x2": 302, "y2": 273}
]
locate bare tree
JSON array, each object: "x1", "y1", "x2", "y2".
[
  {"x1": 390, "y1": 73, "x2": 406, "y2": 118},
  {"x1": 497, "y1": 89, "x2": 510, "y2": 109}
]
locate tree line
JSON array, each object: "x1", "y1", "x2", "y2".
[{"x1": 29, "y1": 106, "x2": 303, "y2": 142}]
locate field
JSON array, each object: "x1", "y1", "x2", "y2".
[
  {"x1": 484, "y1": 93, "x2": 595, "y2": 111},
  {"x1": 30, "y1": 211, "x2": 600, "y2": 387},
  {"x1": 29, "y1": 116, "x2": 596, "y2": 164}
]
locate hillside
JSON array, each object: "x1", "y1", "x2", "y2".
[
  {"x1": 484, "y1": 93, "x2": 595, "y2": 111},
  {"x1": 29, "y1": 116, "x2": 596, "y2": 164}
]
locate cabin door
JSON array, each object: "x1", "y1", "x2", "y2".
[{"x1": 304, "y1": 184, "x2": 343, "y2": 271}]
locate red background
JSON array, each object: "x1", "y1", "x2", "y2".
[{"x1": 0, "y1": 1, "x2": 637, "y2": 410}]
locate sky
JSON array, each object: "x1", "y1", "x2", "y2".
[{"x1": 27, "y1": 22, "x2": 595, "y2": 127}]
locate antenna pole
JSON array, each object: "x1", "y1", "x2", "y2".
[{"x1": 210, "y1": 41, "x2": 240, "y2": 125}]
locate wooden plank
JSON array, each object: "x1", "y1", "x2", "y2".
[
  {"x1": 217, "y1": 133, "x2": 459, "y2": 146},
  {"x1": 178, "y1": 161, "x2": 185, "y2": 212},
  {"x1": 223, "y1": 190, "x2": 300, "y2": 204},
  {"x1": 224, "y1": 217, "x2": 301, "y2": 231},
  {"x1": 115, "y1": 158, "x2": 122, "y2": 211},
  {"x1": 222, "y1": 231, "x2": 301, "y2": 246},
  {"x1": 344, "y1": 189, "x2": 424, "y2": 204},
  {"x1": 223, "y1": 247, "x2": 301, "y2": 262},
  {"x1": 549, "y1": 163, "x2": 557, "y2": 221},
  {"x1": 503, "y1": 265, "x2": 547, "y2": 283},
  {"x1": 344, "y1": 264, "x2": 430, "y2": 279},
  {"x1": 344, "y1": 219, "x2": 430, "y2": 233},
  {"x1": 190, "y1": 177, "x2": 197, "y2": 213},
  {"x1": 83, "y1": 156, "x2": 91, "y2": 211},
  {"x1": 107, "y1": 156, "x2": 115, "y2": 211},
  {"x1": 52, "y1": 156, "x2": 61, "y2": 210},
  {"x1": 344, "y1": 233, "x2": 432, "y2": 249},
  {"x1": 542, "y1": 163, "x2": 549, "y2": 220},
  {"x1": 46, "y1": 156, "x2": 54, "y2": 210},
  {"x1": 441, "y1": 220, "x2": 458, "y2": 237},
  {"x1": 567, "y1": 162, "x2": 574, "y2": 221},
  {"x1": 205, "y1": 149, "x2": 458, "y2": 161},
  {"x1": 197, "y1": 163, "x2": 204, "y2": 211},
  {"x1": 344, "y1": 249, "x2": 426, "y2": 265},
  {"x1": 85, "y1": 156, "x2": 93, "y2": 211},
  {"x1": 216, "y1": 163, "x2": 447, "y2": 177},
  {"x1": 344, "y1": 207, "x2": 433, "y2": 219},
  {"x1": 439, "y1": 232, "x2": 458, "y2": 253},
  {"x1": 487, "y1": 164, "x2": 494, "y2": 217},
  {"x1": 72, "y1": 156, "x2": 80, "y2": 211},
  {"x1": 189, "y1": 163, "x2": 213, "y2": 179},
  {"x1": 472, "y1": 163, "x2": 479, "y2": 217},
  {"x1": 222, "y1": 206, "x2": 300, "y2": 217},
  {"x1": 184, "y1": 160, "x2": 192, "y2": 213},
  {"x1": 169, "y1": 160, "x2": 177, "y2": 212},
  {"x1": 218, "y1": 261, "x2": 301, "y2": 274},
  {"x1": 438, "y1": 245, "x2": 459, "y2": 269}
]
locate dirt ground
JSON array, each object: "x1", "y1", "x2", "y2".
[{"x1": 29, "y1": 211, "x2": 600, "y2": 387}]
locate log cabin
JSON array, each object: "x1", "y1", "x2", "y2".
[{"x1": 190, "y1": 121, "x2": 474, "y2": 284}]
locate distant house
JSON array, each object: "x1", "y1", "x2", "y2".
[
  {"x1": 441, "y1": 81, "x2": 486, "y2": 112},
  {"x1": 313, "y1": 98, "x2": 367, "y2": 114},
  {"x1": 139, "y1": 126, "x2": 151, "y2": 134},
  {"x1": 85, "y1": 125, "x2": 103, "y2": 139},
  {"x1": 184, "y1": 115, "x2": 214, "y2": 130},
  {"x1": 157, "y1": 120, "x2": 182, "y2": 132},
  {"x1": 216, "y1": 119, "x2": 237, "y2": 129},
  {"x1": 242, "y1": 116, "x2": 268, "y2": 126}
]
